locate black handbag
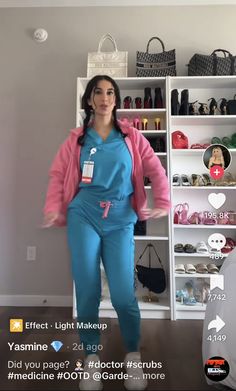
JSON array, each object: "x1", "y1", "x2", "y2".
[
  {"x1": 146, "y1": 136, "x2": 166, "y2": 152},
  {"x1": 227, "y1": 95, "x2": 236, "y2": 115},
  {"x1": 134, "y1": 220, "x2": 146, "y2": 236},
  {"x1": 136, "y1": 36, "x2": 176, "y2": 77},
  {"x1": 188, "y1": 49, "x2": 236, "y2": 76},
  {"x1": 135, "y1": 243, "x2": 166, "y2": 294}
]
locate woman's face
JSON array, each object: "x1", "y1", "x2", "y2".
[
  {"x1": 88, "y1": 80, "x2": 116, "y2": 118},
  {"x1": 213, "y1": 148, "x2": 221, "y2": 158}
]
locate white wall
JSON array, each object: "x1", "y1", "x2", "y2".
[{"x1": 1, "y1": 5, "x2": 236, "y2": 304}]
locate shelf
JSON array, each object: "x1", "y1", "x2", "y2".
[
  {"x1": 171, "y1": 115, "x2": 236, "y2": 125},
  {"x1": 134, "y1": 236, "x2": 169, "y2": 241},
  {"x1": 174, "y1": 224, "x2": 236, "y2": 229},
  {"x1": 173, "y1": 186, "x2": 236, "y2": 190},
  {"x1": 141, "y1": 130, "x2": 167, "y2": 135},
  {"x1": 77, "y1": 108, "x2": 166, "y2": 116},
  {"x1": 176, "y1": 302, "x2": 206, "y2": 311},
  {"x1": 172, "y1": 148, "x2": 236, "y2": 155},
  {"x1": 100, "y1": 297, "x2": 170, "y2": 311},
  {"x1": 175, "y1": 273, "x2": 217, "y2": 278},
  {"x1": 117, "y1": 109, "x2": 166, "y2": 114},
  {"x1": 77, "y1": 77, "x2": 166, "y2": 90},
  {"x1": 170, "y1": 76, "x2": 236, "y2": 89},
  {"x1": 174, "y1": 252, "x2": 228, "y2": 258},
  {"x1": 155, "y1": 152, "x2": 167, "y2": 156}
]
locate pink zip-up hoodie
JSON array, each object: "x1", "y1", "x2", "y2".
[{"x1": 43, "y1": 122, "x2": 171, "y2": 226}]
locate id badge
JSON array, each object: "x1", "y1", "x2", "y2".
[{"x1": 82, "y1": 161, "x2": 94, "y2": 183}]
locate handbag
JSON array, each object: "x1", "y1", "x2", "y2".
[
  {"x1": 146, "y1": 136, "x2": 166, "y2": 152},
  {"x1": 136, "y1": 36, "x2": 176, "y2": 77},
  {"x1": 134, "y1": 220, "x2": 146, "y2": 236},
  {"x1": 172, "y1": 130, "x2": 189, "y2": 149},
  {"x1": 87, "y1": 33, "x2": 128, "y2": 78},
  {"x1": 188, "y1": 49, "x2": 236, "y2": 76},
  {"x1": 226, "y1": 95, "x2": 236, "y2": 115},
  {"x1": 136, "y1": 243, "x2": 166, "y2": 294}
]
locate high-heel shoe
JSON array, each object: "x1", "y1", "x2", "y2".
[
  {"x1": 198, "y1": 102, "x2": 209, "y2": 115},
  {"x1": 123, "y1": 96, "x2": 132, "y2": 109},
  {"x1": 179, "y1": 89, "x2": 189, "y2": 115},
  {"x1": 208, "y1": 98, "x2": 218, "y2": 115},
  {"x1": 189, "y1": 100, "x2": 198, "y2": 115},
  {"x1": 174, "y1": 203, "x2": 189, "y2": 224},
  {"x1": 134, "y1": 97, "x2": 142, "y2": 109},
  {"x1": 133, "y1": 117, "x2": 141, "y2": 130},
  {"x1": 218, "y1": 98, "x2": 227, "y2": 115}
]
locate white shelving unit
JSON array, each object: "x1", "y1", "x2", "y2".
[
  {"x1": 73, "y1": 76, "x2": 236, "y2": 321},
  {"x1": 169, "y1": 76, "x2": 236, "y2": 320},
  {"x1": 74, "y1": 77, "x2": 172, "y2": 320}
]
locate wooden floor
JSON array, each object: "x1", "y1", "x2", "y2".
[{"x1": 0, "y1": 307, "x2": 218, "y2": 391}]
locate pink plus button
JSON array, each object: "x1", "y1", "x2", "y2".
[{"x1": 209, "y1": 165, "x2": 224, "y2": 180}]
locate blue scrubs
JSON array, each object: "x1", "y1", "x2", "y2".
[{"x1": 67, "y1": 127, "x2": 140, "y2": 355}]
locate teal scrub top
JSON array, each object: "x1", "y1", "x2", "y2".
[{"x1": 79, "y1": 127, "x2": 134, "y2": 200}]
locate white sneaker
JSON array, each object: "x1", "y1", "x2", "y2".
[
  {"x1": 79, "y1": 354, "x2": 103, "y2": 391},
  {"x1": 124, "y1": 352, "x2": 148, "y2": 390}
]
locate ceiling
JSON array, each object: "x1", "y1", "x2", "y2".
[{"x1": 1, "y1": 0, "x2": 236, "y2": 6}]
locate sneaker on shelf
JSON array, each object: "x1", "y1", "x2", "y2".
[
  {"x1": 79, "y1": 354, "x2": 103, "y2": 391},
  {"x1": 124, "y1": 352, "x2": 148, "y2": 390}
]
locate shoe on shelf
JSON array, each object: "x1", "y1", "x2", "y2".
[
  {"x1": 171, "y1": 89, "x2": 179, "y2": 115},
  {"x1": 191, "y1": 174, "x2": 205, "y2": 186},
  {"x1": 174, "y1": 203, "x2": 189, "y2": 224},
  {"x1": 183, "y1": 244, "x2": 196, "y2": 253},
  {"x1": 196, "y1": 263, "x2": 208, "y2": 274},
  {"x1": 184, "y1": 263, "x2": 197, "y2": 274},
  {"x1": 231, "y1": 132, "x2": 236, "y2": 147},
  {"x1": 79, "y1": 354, "x2": 103, "y2": 391},
  {"x1": 196, "y1": 241, "x2": 209, "y2": 254},
  {"x1": 222, "y1": 136, "x2": 234, "y2": 148},
  {"x1": 124, "y1": 352, "x2": 148, "y2": 390},
  {"x1": 175, "y1": 264, "x2": 185, "y2": 273},
  {"x1": 211, "y1": 136, "x2": 222, "y2": 144},
  {"x1": 179, "y1": 89, "x2": 189, "y2": 115},
  {"x1": 207, "y1": 264, "x2": 219, "y2": 274},
  {"x1": 173, "y1": 174, "x2": 182, "y2": 186},
  {"x1": 174, "y1": 243, "x2": 184, "y2": 253},
  {"x1": 181, "y1": 174, "x2": 191, "y2": 186},
  {"x1": 202, "y1": 173, "x2": 212, "y2": 186}
]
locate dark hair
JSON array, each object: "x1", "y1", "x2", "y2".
[{"x1": 77, "y1": 75, "x2": 126, "y2": 145}]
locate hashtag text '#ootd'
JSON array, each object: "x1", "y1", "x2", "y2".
[{"x1": 43, "y1": 75, "x2": 171, "y2": 390}]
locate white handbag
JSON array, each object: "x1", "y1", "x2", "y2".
[{"x1": 87, "y1": 33, "x2": 128, "y2": 78}]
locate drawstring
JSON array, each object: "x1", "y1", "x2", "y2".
[{"x1": 99, "y1": 201, "x2": 113, "y2": 218}]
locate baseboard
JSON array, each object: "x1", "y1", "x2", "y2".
[{"x1": 0, "y1": 295, "x2": 73, "y2": 307}]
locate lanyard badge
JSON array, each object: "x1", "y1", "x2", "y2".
[{"x1": 82, "y1": 148, "x2": 97, "y2": 183}]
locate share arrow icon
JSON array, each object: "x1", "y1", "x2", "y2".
[{"x1": 208, "y1": 315, "x2": 225, "y2": 333}]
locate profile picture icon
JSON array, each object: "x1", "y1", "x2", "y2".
[
  {"x1": 74, "y1": 359, "x2": 83, "y2": 371},
  {"x1": 203, "y1": 144, "x2": 231, "y2": 171}
]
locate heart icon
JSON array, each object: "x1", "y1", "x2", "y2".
[{"x1": 208, "y1": 193, "x2": 226, "y2": 210}]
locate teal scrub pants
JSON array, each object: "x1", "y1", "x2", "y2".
[{"x1": 67, "y1": 191, "x2": 140, "y2": 356}]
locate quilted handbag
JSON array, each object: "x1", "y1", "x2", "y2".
[
  {"x1": 172, "y1": 130, "x2": 189, "y2": 149},
  {"x1": 136, "y1": 36, "x2": 176, "y2": 77},
  {"x1": 135, "y1": 243, "x2": 166, "y2": 294},
  {"x1": 87, "y1": 33, "x2": 128, "y2": 78},
  {"x1": 188, "y1": 49, "x2": 236, "y2": 76}
]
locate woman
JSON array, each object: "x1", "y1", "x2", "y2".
[
  {"x1": 208, "y1": 146, "x2": 225, "y2": 170},
  {"x1": 43, "y1": 75, "x2": 171, "y2": 390}
]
